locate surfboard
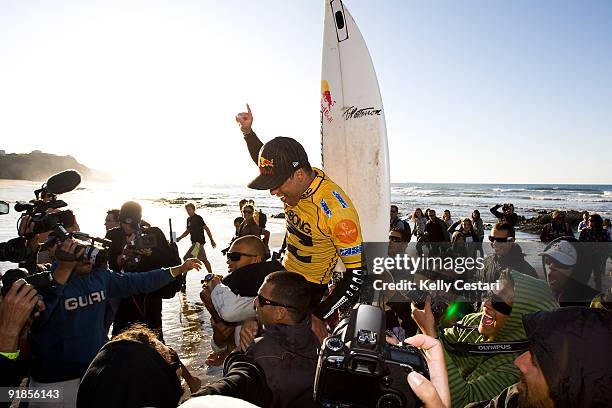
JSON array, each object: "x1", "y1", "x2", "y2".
[{"x1": 320, "y1": 0, "x2": 391, "y2": 243}]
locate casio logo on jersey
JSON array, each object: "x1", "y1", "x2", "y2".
[{"x1": 286, "y1": 210, "x2": 312, "y2": 234}]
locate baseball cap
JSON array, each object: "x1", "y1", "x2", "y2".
[
  {"x1": 119, "y1": 201, "x2": 142, "y2": 225},
  {"x1": 537, "y1": 240, "x2": 577, "y2": 266},
  {"x1": 248, "y1": 137, "x2": 309, "y2": 190}
]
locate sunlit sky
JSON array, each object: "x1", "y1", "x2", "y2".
[{"x1": 1, "y1": 0, "x2": 611, "y2": 186}]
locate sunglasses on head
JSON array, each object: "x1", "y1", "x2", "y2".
[
  {"x1": 481, "y1": 291, "x2": 513, "y2": 315},
  {"x1": 226, "y1": 251, "x2": 258, "y2": 262},
  {"x1": 488, "y1": 236, "x2": 514, "y2": 243},
  {"x1": 257, "y1": 293, "x2": 296, "y2": 310}
]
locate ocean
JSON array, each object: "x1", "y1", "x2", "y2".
[{"x1": 1, "y1": 179, "x2": 611, "y2": 386}]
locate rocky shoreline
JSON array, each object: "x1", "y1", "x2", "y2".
[{"x1": 516, "y1": 209, "x2": 586, "y2": 235}]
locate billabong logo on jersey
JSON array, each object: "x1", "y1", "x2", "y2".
[
  {"x1": 339, "y1": 245, "x2": 362, "y2": 257},
  {"x1": 332, "y1": 191, "x2": 349, "y2": 208},
  {"x1": 320, "y1": 199, "x2": 332, "y2": 218}
]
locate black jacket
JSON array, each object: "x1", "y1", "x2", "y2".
[
  {"x1": 192, "y1": 351, "x2": 272, "y2": 406},
  {"x1": 540, "y1": 222, "x2": 574, "y2": 243},
  {"x1": 246, "y1": 320, "x2": 319, "y2": 408},
  {"x1": 222, "y1": 260, "x2": 283, "y2": 297},
  {"x1": 77, "y1": 339, "x2": 182, "y2": 408},
  {"x1": 476, "y1": 244, "x2": 538, "y2": 283},
  {"x1": 108, "y1": 226, "x2": 180, "y2": 335}
]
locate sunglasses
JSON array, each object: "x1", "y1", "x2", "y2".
[
  {"x1": 242, "y1": 210, "x2": 254, "y2": 214},
  {"x1": 257, "y1": 293, "x2": 296, "y2": 310},
  {"x1": 226, "y1": 251, "x2": 258, "y2": 261},
  {"x1": 481, "y1": 291, "x2": 513, "y2": 315},
  {"x1": 488, "y1": 236, "x2": 514, "y2": 243},
  {"x1": 389, "y1": 236, "x2": 402, "y2": 242}
]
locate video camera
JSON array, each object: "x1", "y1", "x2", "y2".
[
  {"x1": 42, "y1": 224, "x2": 111, "y2": 268},
  {"x1": 314, "y1": 304, "x2": 429, "y2": 408},
  {"x1": 14, "y1": 169, "x2": 81, "y2": 237}
]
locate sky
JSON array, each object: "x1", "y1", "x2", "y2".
[{"x1": 1, "y1": 0, "x2": 611, "y2": 186}]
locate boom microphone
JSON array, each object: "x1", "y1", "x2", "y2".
[{"x1": 45, "y1": 169, "x2": 82, "y2": 195}]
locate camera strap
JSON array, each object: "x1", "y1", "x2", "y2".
[{"x1": 440, "y1": 326, "x2": 530, "y2": 355}]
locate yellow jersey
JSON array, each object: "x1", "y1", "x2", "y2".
[{"x1": 281, "y1": 168, "x2": 364, "y2": 284}]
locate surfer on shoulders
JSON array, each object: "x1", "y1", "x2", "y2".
[{"x1": 235, "y1": 104, "x2": 366, "y2": 342}]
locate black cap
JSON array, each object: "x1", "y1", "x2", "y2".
[
  {"x1": 248, "y1": 137, "x2": 309, "y2": 190},
  {"x1": 119, "y1": 201, "x2": 142, "y2": 225}
]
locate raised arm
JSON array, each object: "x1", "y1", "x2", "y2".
[{"x1": 236, "y1": 103, "x2": 263, "y2": 164}]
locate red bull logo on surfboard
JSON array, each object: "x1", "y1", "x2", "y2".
[{"x1": 321, "y1": 80, "x2": 334, "y2": 124}]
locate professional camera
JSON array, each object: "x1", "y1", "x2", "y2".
[
  {"x1": 42, "y1": 225, "x2": 111, "y2": 268},
  {"x1": 314, "y1": 304, "x2": 429, "y2": 408},
  {"x1": 134, "y1": 227, "x2": 157, "y2": 250},
  {"x1": 0, "y1": 268, "x2": 53, "y2": 297},
  {"x1": 14, "y1": 170, "x2": 81, "y2": 236},
  {"x1": 0, "y1": 237, "x2": 36, "y2": 264}
]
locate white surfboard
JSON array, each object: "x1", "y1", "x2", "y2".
[{"x1": 320, "y1": 0, "x2": 391, "y2": 243}]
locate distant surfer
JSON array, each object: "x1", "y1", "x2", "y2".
[
  {"x1": 235, "y1": 104, "x2": 366, "y2": 341},
  {"x1": 176, "y1": 202, "x2": 216, "y2": 276}
]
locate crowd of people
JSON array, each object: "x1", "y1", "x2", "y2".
[{"x1": 0, "y1": 104, "x2": 610, "y2": 408}]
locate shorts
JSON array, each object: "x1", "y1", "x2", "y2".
[{"x1": 184, "y1": 242, "x2": 207, "y2": 261}]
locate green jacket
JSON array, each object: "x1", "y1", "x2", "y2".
[{"x1": 441, "y1": 271, "x2": 558, "y2": 407}]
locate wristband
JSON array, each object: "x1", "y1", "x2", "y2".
[
  {"x1": 169, "y1": 267, "x2": 182, "y2": 278},
  {"x1": 0, "y1": 351, "x2": 20, "y2": 360}
]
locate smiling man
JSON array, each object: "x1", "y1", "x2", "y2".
[
  {"x1": 411, "y1": 271, "x2": 558, "y2": 407},
  {"x1": 235, "y1": 104, "x2": 365, "y2": 340}
]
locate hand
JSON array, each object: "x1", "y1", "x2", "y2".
[
  {"x1": 410, "y1": 296, "x2": 436, "y2": 337},
  {"x1": 310, "y1": 314, "x2": 329, "y2": 344},
  {"x1": 239, "y1": 318, "x2": 259, "y2": 351},
  {"x1": 0, "y1": 280, "x2": 40, "y2": 352},
  {"x1": 171, "y1": 258, "x2": 203, "y2": 277},
  {"x1": 208, "y1": 276, "x2": 221, "y2": 291},
  {"x1": 52, "y1": 239, "x2": 85, "y2": 283},
  {"x1": 176, "y1": 237, "x2": 181, "y2": 242},
  {"x1": 405, "y1": 334, "x2": 451, "y2": 408},
  {"x1": 235, "y1": 103, "x2": 253, "y2": 134},
  {"x1": 211, "y1": 240, "x2": 217, "y2": 249}
]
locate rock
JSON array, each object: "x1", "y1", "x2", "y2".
[{"x1": 517, "y1": 209, "x2": 584, "y2": 235}]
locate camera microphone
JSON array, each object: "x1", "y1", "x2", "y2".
[{"x1": 45, "y1": 169, "x2": 82, "y2": 195}]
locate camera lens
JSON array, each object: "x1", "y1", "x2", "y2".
[{"x1": 377, "y1": 393, "x2": 403, "y2": 408}]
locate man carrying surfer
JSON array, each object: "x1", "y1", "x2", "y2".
[{"x1": 235, "y1": 104, "x2": 366, "y2": 341}]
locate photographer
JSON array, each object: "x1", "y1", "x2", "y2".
[
  {"x1": 107, "y1": 201, "x2": 182, "y2": 339},
  {"x1": 28, "y1": 238, "x2": 201, "y2": 407},
  {"x1": 0, "y1": 278, "x2": 45, "y2": 387},
  {"x1": 411, "y1": 271, "x2": 558, "y2": 407},
  {"x1": 490, "y1": 204, "x2": 518, "y2": 227}
]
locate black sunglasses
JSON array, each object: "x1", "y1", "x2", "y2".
[
  {"x1": 227, "y1": 251, "x2": 258, "y2": 262},
  {"x1": 488, "y1": 236, "x2": 514, "y2": 243},
  {"x1": 389, "y1": 236, "x2": 402, "y2": 243},
  {"x1": 257, "y1": 293, "x2": 296, "y2": 310},
  {"x1": 481, "y1": 291, "x2": 513, "y2": 315}
]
